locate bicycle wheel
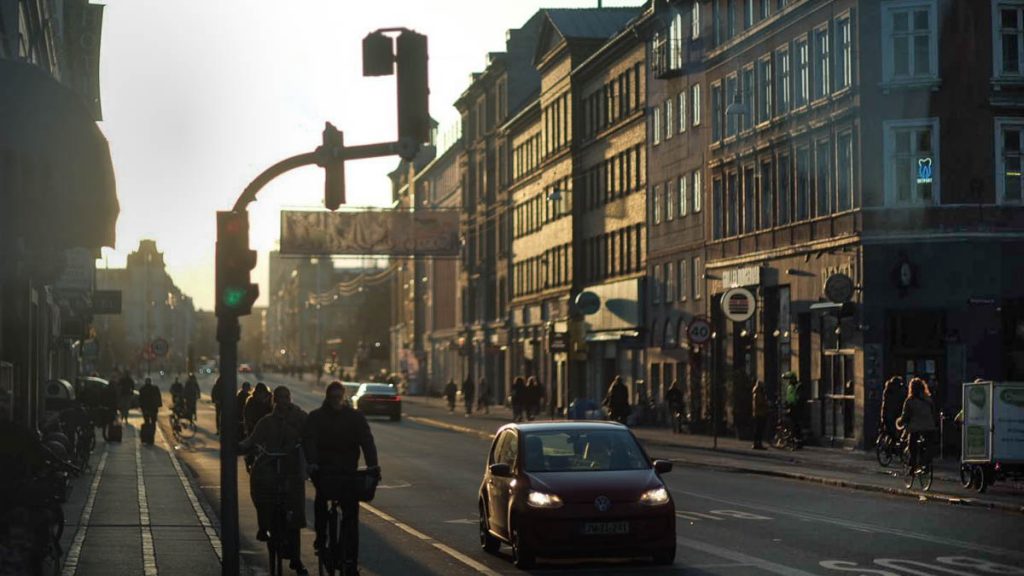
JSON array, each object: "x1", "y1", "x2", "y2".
[
  {"x1": 875, "y1": 435, "x2": 892, "y2": 467},
  {"x1": 960, "y1": 464, "x2": 974, "y2": 488},
  {"x1": 772, "y1": 425, "x2": 788, "y2": 449},
  {"x1": 318, "y1": 507, "x2": 339, "y2": 576},
  {"x1": 178, "y1": 418, "x2": 196, "y2": 440},
  {"x1": 903, "y1": 462, "x2": 915, "y2": 489},
  {"x1": 918, "y1": 464, "x2": 933, "y2": 491}
]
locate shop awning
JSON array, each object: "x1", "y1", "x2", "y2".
[
  {"x1": 585, "y1": 330, "x2": 640, "y2": 342},
  {"x1": 0, "y1": 59, "x2": 118, "y2": 250}
]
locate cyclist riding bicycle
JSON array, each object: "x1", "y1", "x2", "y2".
[
  {"x1": 303, "y1": 381, "x2": 379, "y2": 576},
  {"x1": 896, "y1": 377, "x2": 937, "y2": 470},
  {"x1": 240, "y1": 385, "x2": 309, "y2": 576},
  {"x1": 664, "y1": 380, "x2": 684, "y2": 433},
  {"x1": 183, "y1": 373, "x2": 201, "y2": 420}
]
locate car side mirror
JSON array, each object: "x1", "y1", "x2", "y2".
[
  {"x1": 653, "y1": 460, "x2": 673, "y2": 474},
  {"x1": 489, "y1": 463, "x2": 512, "y2": 477}
]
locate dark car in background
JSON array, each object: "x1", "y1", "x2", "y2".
[
  {"x1": 351, "y1": 383, "x2": 401, "y2": 421},
  {"x1": 478, "y1": 421, "x2": 676, "y2": 569}
]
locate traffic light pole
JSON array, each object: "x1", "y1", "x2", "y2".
[{"x1": 216, "y1": 317, "x2": 240, "y2": 576}]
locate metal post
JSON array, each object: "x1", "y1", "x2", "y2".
[
  {"x1": 217, "y1": 316, "x2": 240, "y2": 576},
  {"x1": 712, "y1": 331, "x2": 718, "y2": 450}
]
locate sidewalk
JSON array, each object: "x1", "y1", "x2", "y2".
[
  {"x1": 400, "y1": 395, "x2": 1024, "y2": 515},
  {"x1": 61, "y1": 414, "x2": 223, "y2": 576}
]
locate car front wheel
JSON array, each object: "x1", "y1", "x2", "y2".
[
  {"x1": 479, "y1": 503, "x2": 500, "y2": 554},
  {"x1": 653, "y1": 546, "x2": 676, "y2": 565},
  {"x1": 511, "y1": 526, "x2": 535, "y2": 569}
]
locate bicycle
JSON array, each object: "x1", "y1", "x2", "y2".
[
  {"x1": 169, "y1": 400, "x2": 197, "y2": 441},
  {"x1": 251, "y1": 447, "x2": 295, "y2": 576},
  {"x1": 772, "y1": 408, "x2": 803, "y2": 451},
  {"x1": 902, "y1": 434, "x2": 934, "y2": 491},
  {"x1": 874, "y1": 427, "x2": 906, "y2": 467},
  {"x1": 315, "y1": 469, "x2": 379, "y2": 576}
]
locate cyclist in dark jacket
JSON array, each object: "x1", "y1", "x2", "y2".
[
  {"x1": 303, "y1": 382, "x2": 379, "y2": 576},
  {"x1": 183, "y1": 373, "x2": 201, "y2": 420},
  {"x1": 603, "y1": 375, "x2": 630, "y2": 424}
]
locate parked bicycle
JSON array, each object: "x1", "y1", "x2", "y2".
[
  {"x1": 772, "y1": 402, "x2": 802, "y2": 450},
  {"x1": 902, "y1": 434, "x2": 933, "y2": 491}
]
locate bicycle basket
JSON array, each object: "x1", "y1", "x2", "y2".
[{"x1": 317, "y1": 470, "x2": 379, "y2": 503}]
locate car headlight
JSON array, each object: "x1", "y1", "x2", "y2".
[
  {"x1": 527, "y1": 490, "x2": 563, "y2": 509},
  {"x1": 639, "y1": 487, "x2": 670, "y2": 506}
]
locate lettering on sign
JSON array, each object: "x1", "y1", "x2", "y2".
[
  {"x1": 723, "y1": 266, "x2": 762, "y2": 288},
  {"x1": 821, "y1": 263, "x2": 856, "y2": 287}
]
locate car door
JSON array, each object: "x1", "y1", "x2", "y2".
[{"x1": 488, "y1": 430, "x2": 517, "y2": 538}]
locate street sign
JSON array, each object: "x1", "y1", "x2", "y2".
[
  {"x1": 574, "y1": 291, "x2": 601, "y2": 315},
  {"x1": 92, "y1": 290, "x2": 122, "y2": 314},
  {"x1": 824, "y1": 273, "x2": 854, "y2": 303},
  {"x1": 721, "y1": 288, "x2": 756, "y2": 323},
  {"x1": 151, "y1": 338, "x2": 170, "y2": 358},
  {"x1": 687, "y1": 318, "x2": 712, "y2": 344}
]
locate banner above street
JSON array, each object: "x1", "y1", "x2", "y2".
[{"x1": 280, "y1": 209, "x2": 460, "y2": 257}]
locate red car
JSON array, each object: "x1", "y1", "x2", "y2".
[{"x1": 478, "y1": 421, "x2": 676, "y2": 569}]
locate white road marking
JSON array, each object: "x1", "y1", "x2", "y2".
[
  {"x1": 136, "y1": 428, "x2": 158, "y2": 576},
  {"x1": 361, "y1": 503, "x2": 500, "y2": 575},
  {"x1": 61, "y1": 449, "x2": 108, "y2": 576},
  {"x1": 444, "y1": 518, "x2": 479, "y2": 525},
  {"x1": 157, "y1": 421, "x2": 223, "y2": 561},
  {"x1": 677, "y1": 511, "x2": 724, "y2": 521},
  {"x1": 670, "y1": 487, "x2": 1024, "y2": 561},
  {"x1": 676, "y1": 536, "x2": 823, "y2": 576}
]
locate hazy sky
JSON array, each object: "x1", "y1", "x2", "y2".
[{"x1": 97, "y1": 0, "x2": 643, "y2": 310}]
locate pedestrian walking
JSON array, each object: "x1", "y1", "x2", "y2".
[
  {"x1": 236, "y1": 381, "x2": 252, "y2": 439},
  {"x1": 665, "y1": 380, "x2": 684, "y2": 433},
  {"x1": 525, "y1": 377, "x2": 541, "y2": 421},
  {"x1": 751, "y1": 380, "x2": 769, "y2": 449},
  {"x1": 303, "y1": 381, "x2": 379, "y2": 576},
  {"x1": 443, "y1": 379, "x2": 457, "y2": 413},
  {"x1": 510, "y1": 376, "x2": 526, "y2": 422},
  {"x1": 139, "y1": 377, "x2": 162, "y2": 426},
  {"x1": 117, "y1": 371, "x2": 136, "y2": 422},
  {"x1": 602, "y1": 375, "x2": 631, "y2": 425},
  {"x1": 244, "y1": 382, "x2": 273, "y2": 438},
  {"x1": 461, "y1": 377, "x2": 475, "y2": 417},
  {"x1": 476, "y1": 378, "x2": 491, "y2": 415},
  {"x1": 240, "y1": 386, "x2": 309, "y2": 575}
]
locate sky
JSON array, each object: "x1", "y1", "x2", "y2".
[{"x1": 96, "y1": 0, "x2": 645, "y2": 310}]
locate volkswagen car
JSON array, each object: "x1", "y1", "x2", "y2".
[
  {"x1": 351, "y1": 383, "x2": 402, "y2": 421},
  {"x1": 478, "y1": 421, "x2": 676, "y2": 568}
]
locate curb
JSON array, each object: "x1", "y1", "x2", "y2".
[{"x1": 406, "y1": 411, "x2": 1024, "y2": 516}]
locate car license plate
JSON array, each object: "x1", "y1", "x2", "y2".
[{"x1": 582, "y1": 521, "x2": 629, "y2": 535}]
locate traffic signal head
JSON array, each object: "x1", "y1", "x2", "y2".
[
  {"x1": 363, "y1": 32, "x2": 394, "y2": 77},
  {"x1": 396, "y1": 30, "x2": 430, "y2": 155},
  {"x1": 322, "y1": 123, "x2": 346, "y2": 210},
  {"x1": 216, "y1": 211, "x2": 259, "y2": 318}
]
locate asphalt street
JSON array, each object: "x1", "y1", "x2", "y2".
[{"x1": 169, "y1": 373, "x2": 1024, "y2": 575}]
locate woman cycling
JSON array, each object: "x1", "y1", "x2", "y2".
[{"x1": 896, "y1": 377, "x2": 937, "y2": 470}]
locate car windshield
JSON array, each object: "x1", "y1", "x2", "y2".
[
  {"x1": 360, "y1": 384, "x2": 396, "y2": 396},
  {"x1": 522, "y1": 429, "x2": 649, "y2": 473}
]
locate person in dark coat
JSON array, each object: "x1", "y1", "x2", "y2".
[
  {"x1": 443, "y1": 379, "x2": 457, "y2": 413},
  {"x1": 461, "y1": 377, "x2": 475, "y2": 417},
  {"x1": 117, "y1": 372, "x2": 136, "y2": 422},
  {"x1": 665, "y1": 380, "x2": 684, "y2": 433},
  {"x1": 183, "y1": 373, "x2": 201, "y2": 420},
  {"x1": 880, "y1": 376, "x2": 905, "y2": 442},
  {"x1": 138, "y1": 378, "x2": 163, "y2": 426},
  {"x1": 751, "y1": 380, "x2": 769, "y2": 449},
  {"x1": 602, "y1": 375, "x2": 630, "y2": 425},
  {"x1": 525, "y1": 377, "x2": 542, "y2": 421},
  {"x1": 236, "y1": 381, "x2": 252, "y2": 439},
  {"x1": 476, "y1": 378, "x2": 491, "y2": 415},
  {"x1": 303, "y1": 382, "x2": 379, "y2": 576},
  {"x1": 510, "y1": 377, "x2": 526, "y2": 422},
  {"x1": 244, "y1": 383, "x2": 273, "y2": 437},
  {"x1": 240, "y1": 386, "x2": 308, "y2": 575}
]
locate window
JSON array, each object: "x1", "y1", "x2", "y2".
[
  {"x1": 653, "y1": 105, "x2": 663, "y2": 145},
  {"x1": 692, "y1": 1, "x2": 702, "y2": 39},
  {"x1": 711, "y1": 82, "x2": 723, "y2": 141},
  {"x1": 666, "y1": 261, "x2": 676, "y2": 302},
  {"x1": 670, "y1": 12, "x2": 685, "y2": 70},
  {"x1": 712, "y1": 177, "x2": 724, "y2": 239},
  {"x1": 759, "y1": 0, "x2": 770, "y2": 20},
  {"x1": 744, "y1": 0, "x2": 754, "y2": 29},
  {"x1": 679, "y1": 174, "x2": 689, "y2": 217},
  {"x1": 778, "y1": 152, "x2": 791, "y2": 225},
  {"x1": 678, "y1": 91, "x2": 687, "y2": 134},
  {"x1": 692, "y1": 83, "x2": 702, "y2": 127},
  {"x1": 665, "y1": 99, "x2": 674, "y2": 140},
  {"x1": 653, "y1": 264, "x2": 663, "y2": 303},
  {"x1": 693, "y1": 256, "x2": 703, "y2": 299},
  {"x1": 653, "y1": 183, "x2": 662, "y2": 224},
  {"x1": 725, "y1": 74, "x2": 738, "y2": 137},
  {"x1": 743, "y1": 165, "x2": 756, "y2": 233},
  {"x1": 678, "y1": 259, "x2": 687, "y2": 301},
  {"x1": 776, "y1": 48, "x2": 791, "y2": 114},
  {"x1": 727, "y1": 171, "x2": 739, "y2": 236},
  {"x1": 884, "y1": 119, "x2": 939, "y2": 205},
  {"x1": 666, "y1": 179, "x2": 675, "y2": 221},
  {"x1": 741, "y1": 66, "x2": 754, "y2": 131},
  {"x1": 998, "y1": 120, "x2": 1024, "y2": 204},
  {"x1": 837, "y1": 132, "x2": 853, "y2": 211},
  {"x1": 836, "y1": 16, "x2": 853, "y2": 89},
  {"x1": 998, "y1": 4, "x2": 1024, "y2": 76},
  {"x1": 693, "y1": 168, "x2": 703, "y2": 213},
  {"x1": 796, "y1": 146, "x2": 811, "y2": 219},
  {"x1": 882, "y1": 1, "x2": 938, "y2": 83},
  {"x1": 727, "y1": 0, "x2": 737, "y2": 39},
  {"x1": 758, "y1": 57, "x2": 773, "y2": 124},
  {"x1": 813, "y1": 27, "x2": 830, "y2": 100},
  {"x1": 713, "y1": 0, "x2": 722, "y2": 45},
  {"x1": 760, "y1": 160, "x2": 774, "y2": 229},
  {"x1": 815, "y1": 138, "x2": 832, "y2": 216},
  {"x1": 795, "y1": 38, "x2": 809, "y2": 107}
]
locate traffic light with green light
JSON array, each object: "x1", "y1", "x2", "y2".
[{"x1": 216, "y1": 210, "x2": 259, "y2": 318}]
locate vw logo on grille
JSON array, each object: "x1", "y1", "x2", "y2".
[{"x1": 594, "y1": 495, "x2": 612, "y2": 512}]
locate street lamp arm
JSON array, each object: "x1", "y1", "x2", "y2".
[{"x1": 232, "y1": 151, "x2": 321, "y2": 212}]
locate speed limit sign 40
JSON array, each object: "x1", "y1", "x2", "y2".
[{"x1": 687, "y1": 318, "x2": 712, "y2": 344}]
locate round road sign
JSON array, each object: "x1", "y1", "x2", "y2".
[
  {"x1": 687, "y1": 318, "x2": 712, "y2": 344},
  {"x1": 574, "y1": 291, "x2": 601, "y2": 315},
  {"x1": 151, "y1": 338, "x2": 170, "y2": 358},
  {"x1": 721, "y1": 287, "x2": 756, "y2": 323}
]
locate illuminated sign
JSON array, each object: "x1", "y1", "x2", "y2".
[{"x1": 917, "y1": 158, "x2": 933, "y2": 184}]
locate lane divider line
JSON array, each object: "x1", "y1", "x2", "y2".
[
  {"x1": 157, "y1": 421, "x2": 224, "y2": 561},
  {"x1": 675, "y1": 535, "x2": 821, "y2": 576},
  {"x1": 404, "y1": 416, "x2": 497, "y2": 441},
  {"x1": 135, "y1": 426, "x2": 158, "y2": 576},
  {"x1": 361, "y1": 503, "x2": 500, "y2": 576},
  {"x1": 61, "y1": 448, "x2": 108, "y2": 576}
]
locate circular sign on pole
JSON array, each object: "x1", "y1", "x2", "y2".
[
  {"x1": 151, "y1": 338, "x2": 170, "y2": 358},
  {"x1": 721, "y1": 287, "x2": 756, "y2": 323},
  {"x1": 687, "y1": 317, "x2": 712, "y2": 344},
  {"x1": 824, "y1": 273, "x2": 855, "y2": 303},
  {"x1": 574, "y1": 291, "x2": 601, "y2": 316}
]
